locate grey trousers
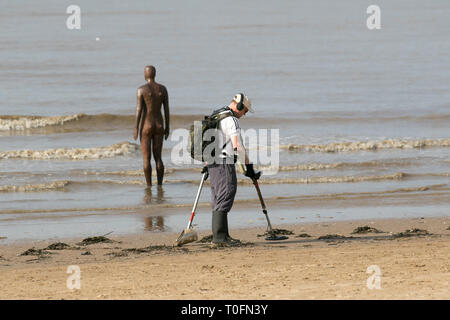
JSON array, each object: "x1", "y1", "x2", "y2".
[{"x1": 208, "y1": 163, "x2": 237, "y2": 213}]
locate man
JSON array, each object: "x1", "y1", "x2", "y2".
[
  {"x1": 133, "y1": 65, "x2": 170, "y2": 186},
  {"x1": 206, "y1": 93, "x2": 260, "y2": 245}
]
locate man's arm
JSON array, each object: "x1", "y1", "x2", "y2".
[
  {"x1": 231, "y1": 135, "x2": 249, "y2": 165},
  {"x1": 232, "y1": 134, "x2": 260, "y2": 179},
  {"x1": 223, "y1": 117, "x2": 248, "y2": 165},
  {"x1": 133, "y1": 88, "x2": 143, "y2": 140},
  {"x1": 163, "y1": 86, "x2": 170, "y2": 140}
]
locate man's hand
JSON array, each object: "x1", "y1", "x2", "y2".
[
  {"x1": 164, "y1": 128, "x2": 170, "y2": 140},
  {"x1": 244, "y1": 164, "x2": 261, "y2": 180},
  {"x1": 133, "y1": 128, "x2": 138, "y2": 140},
  {"x1": 201, "y1": 165, "x2": 209, "y2": 180}
]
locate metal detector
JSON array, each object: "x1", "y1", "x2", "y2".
[{"x1": 251, "y1": 176, "x2": 289, "y2": 241}]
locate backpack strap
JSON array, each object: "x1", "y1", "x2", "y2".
[
  {"x1": 214, "y1": 110, "x2": 233, "y2": 150},
  {"x1": 210, "y1": 107, "x2": 235, "y2": 151}
]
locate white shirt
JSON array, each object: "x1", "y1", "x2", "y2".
[{"x1": 216, "y1": 110, "x2": 242, "y2": 159}]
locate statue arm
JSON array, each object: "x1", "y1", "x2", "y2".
[
  {"x1": 163, "y1": 86, "x2": 170, "y2": 139},
  {"x1": 134, "y1": 88, "x2": 143, "y2": 140}
]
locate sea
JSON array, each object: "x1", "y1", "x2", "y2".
[{"x1": 0, "y1": 0, "x2": 449, "y2": 243}]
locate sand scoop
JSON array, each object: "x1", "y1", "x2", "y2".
[{"x1": 174, "y1": 170, "x2": 208, "y2": 246}]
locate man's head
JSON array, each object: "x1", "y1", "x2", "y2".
[
  {"x1": 228, "y1": 93, "x2": 253, "y2": 118},
  {"x1": 144, "y1": 65, "x2": 156, "y2": 80}
]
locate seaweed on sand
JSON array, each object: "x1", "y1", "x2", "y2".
[
  {"x1": 196, "y1": 234, "x2": 253, "y2": 248},
  {"x1": 208, "y1": 240, "x2": 254, "y2": 249},
  {"x1": 296, "y1": 233, "x2": 312, "y2": 238},
  {"x1": 44, "y1": 242, "x2": 71, "y2": 250},
  {"x1": 20, "y1": 248, "x2": 52, "y2": 260},
  {"x1": 392, "y1": 228, "x2": 430, "y2": 238},
  {"x1": 318, "y1": 234, "x2": 354, "y2": 240},
  {"x1": 257, "y1": 228, "x2": 294, "y2": 237},
  {"x1": 77, "y1": 236, "x2": 115, "y2": 246},
  {"x1": 122, "y1": 245, "x2": 189, "y2": 255},
  {"x1": 351, "y1": 226, "x2": 384, "y2": 234},
  {"x1": 20, "y1": 248, "x2": 51, "y2": 256},
  {"x1": 197, "y1": 235, "x2": 213, "y2": 243},
  {"x1": 106, "y1": 251, "x2": 129, "y2": 258}
]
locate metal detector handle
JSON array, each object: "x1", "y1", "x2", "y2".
[
  {"x1": 186, "y1": 172, "x2": 207, "y2": 229},
  {"x1": 201, "y1": 165, "x2": 209, "y2": 180}
]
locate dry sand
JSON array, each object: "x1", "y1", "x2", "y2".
[{"x1": 0, "y1": 216, "x2": 449, "y2": 300}]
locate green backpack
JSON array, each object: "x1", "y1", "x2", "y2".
[{"x1": 188, "y1": 107, "x2": 232, "y2": 163}]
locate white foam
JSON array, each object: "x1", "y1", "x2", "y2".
[
  {"x1": 281, "y1": 138, "x2": 450, "y2": 152},
  {"x1": 0, "y1": 114, "x2": 85, "y2": 131},
  {"x1": 0, "y1": 141, "x2": 139, "y2": 160},
  {"x1": 0, "y1": 180, "x2": 69, "y2": 192}
]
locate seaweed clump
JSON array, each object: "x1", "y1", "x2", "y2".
[
  {"x1": 77, "y1": 236, "x2": 115, "y2": 246},
  {"x1": 318, "y1": 234, "x2": 353, "y2": 240},
  {"x1": 44, "y1": 242, "x2": 71, "y2": 250},
  {"x1": 257, "y1": 229, "x2": 294, "y2": 237},
  {"x1": 122, "y1": 245, "x2": 188, "y2": 255},
  {"x1": 196, "y1": 235, "x2": 253, "y2": 248},
  {"x1": 123, "y1": 245, "x2": 174, "y2": 253},
  {"x1": 197, "y1": 235, "x2": 213, "y2": 243},
  {"x1": 296, "y1": 233, "x2": 312, "y2": 238},
  {"x1": 208, "y1": 240, "x2": 254, "y2": 249},
  {"x1": 392, "y1": 228, "x2": 430, "y2": 238},
  {"x1": 351, "y1": 226, "x2": 383, "y2": 234},
  {"x1": 19, "y1": 248, "x2": 52, "y2": 259}
]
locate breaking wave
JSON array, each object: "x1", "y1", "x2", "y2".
[
  {"x1": 2, "y1": 171, "x2": 447, "y2": 193},
  {"x1": 0, "y1": 114, "x2": 84, "y2": 131},
  {"x1": 0, "y1": 180, "x2": 70, "y2": 192},
  {"x1": 76, "y1": 159, "x2": 426, "y2": 177},
  {"x1": 65, "y1": 173, "x2": 407, "y2": 187},
  {"x1": 0, "y1": 113, "x2": 201, "y2": 132},
  {"x1": 0, "y1": 172, "x2": 407, "y2": 192},
  {"x1": 258, "y1": 159, "x2": 422, "y2": 172},
  {"x1": 0, "y1": 141, "x2": 139, "y2": 160},
  {"x1": 281, "y1": 138, "x2": 450, "y2": 153},
  {"x1": 242, "y1": 172, "x2": 406, "y2": 184},
  {"x1": 2, "y1": 113, "x2": 450, "y2": 133}
]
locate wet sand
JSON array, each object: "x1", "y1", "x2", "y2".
[{"x1": 0, "y1": 216, "x2": 449, "y2": 300}]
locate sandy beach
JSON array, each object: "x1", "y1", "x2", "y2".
[
  {"x1": 1, "y1": 216, "x2": 449, "y2": 300},
  {"x1": 1, "y1": 0, "x2": 450, "y2": 304}
]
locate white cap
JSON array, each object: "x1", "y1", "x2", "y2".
[{"x1": 233, "y1": 93, "x2": 254, "y2": 113}]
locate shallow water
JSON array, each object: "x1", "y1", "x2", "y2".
[{"x1": 0, "y1": 0, "x2": 449, "y2": 242}]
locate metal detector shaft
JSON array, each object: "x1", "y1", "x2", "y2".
[
  {"x1": 252, "y1": 178, "x2": 274, "y2": 232},
  {"x1": 186, "y1": 171, "x2": 207, "y2": 229}
]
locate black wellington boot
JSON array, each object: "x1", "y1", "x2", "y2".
[
  {"x1": 225, "y1": 232, "x2": 240, "y2": 244},
  {"x1": 212, "y1": 210, "x2": 229, "y2": 244}
]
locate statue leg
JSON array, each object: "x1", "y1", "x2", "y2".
[
  {"x1": 152, "y1": 134, "x2": 164, "y2": 185},
  {"x1": 140, "y1": 135, "x2": 152, "y2": 186}
]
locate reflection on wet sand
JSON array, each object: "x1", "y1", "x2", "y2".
[
  {"x1": 144, "y1": 216, "x2": 165, "y2": 232},
  {"x1": 143, "y1": 186, "x2": 165, "y2": 205},
  {"x1": 143, "y1": 186, "x2": 166, "y2": 231}
]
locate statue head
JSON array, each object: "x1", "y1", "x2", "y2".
[{"x1": 144, "y1": 65, "x2": 156, "y2": 80}]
